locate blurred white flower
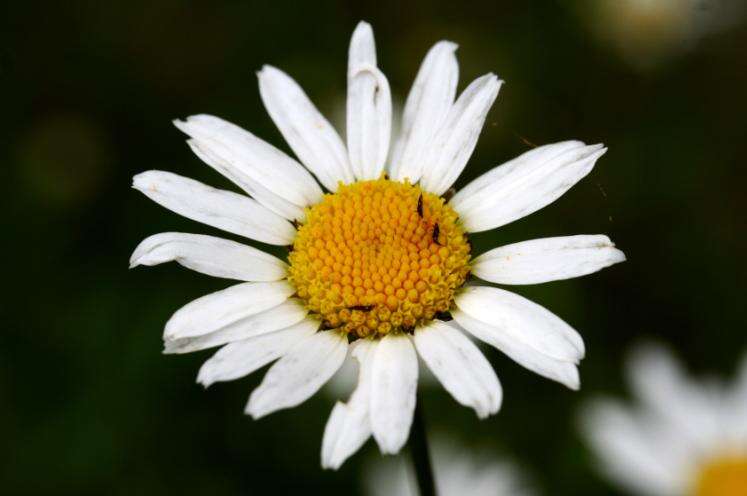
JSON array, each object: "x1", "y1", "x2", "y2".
[
  {"x1": 580, "y1": 344, "x2": 747, "y2": 495},
  {"x1": 365, "y1": 437, "x2": 537, "y2": 496},
  {"x1": 583, "y1": 0, "x2": 745, "y2": 69}
]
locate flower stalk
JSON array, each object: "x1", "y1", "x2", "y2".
[{"x1": 409, "y1": 400, "x2": 437, "y2": 496}]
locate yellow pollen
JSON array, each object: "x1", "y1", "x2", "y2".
[
  {"x1": 693, "y1": 454, "x2": 747, "y2": 496},
  {"x1": 288, "y1": 178, "x2": 471, "y2": 338}
]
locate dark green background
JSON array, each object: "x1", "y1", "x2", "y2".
[{"x1": 2, "y1": 1, "x2": 745, "y2": 494}]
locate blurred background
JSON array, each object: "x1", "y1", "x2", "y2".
[{"x1": 2, "y1": 0, "x2": 746, "y2": 494}]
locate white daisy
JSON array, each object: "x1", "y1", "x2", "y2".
[
  {"x1": 131, "y1": 21, "x2": 625, "y2": 469},
  {"x1": 583, "y1": 0, "x2": 745, "y2": 69},
  {"x1": 580, "y1": 344, "x2": 747, "y2": 496},
  {"x1": 365, "y1": 436, "x2": 537, "y2": 496}
]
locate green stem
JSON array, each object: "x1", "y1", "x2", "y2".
[{"x1": 409, "y1": 400, "x2": 437, "y2": 496}]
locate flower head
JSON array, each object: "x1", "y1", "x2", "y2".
[
  {"x1": 580, "y1": 344, "x2": 747, "y2": 495},
  {"x1": 131, "y1": 21, "x2": 625, "y2": 469}
]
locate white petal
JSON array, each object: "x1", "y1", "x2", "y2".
[
  {"x1": 130, "y1": 232, "x2": 287, "y2": 281},
  {"x1": 580, "y1": 400, "x2": 688, "y2": 496},
  {"x1": 453, "y1": 310, "x2": 580, "y2": 390},
  {"x1": 389, "y1": 41, "x2": 458, "y2": 183},
  {"x1": 321, "y1": 339, "x2": 376, "y2": 470},
  {"x1": 472, "y1": 235, "x2": 626, "y2": 285},
  {"x1": 348, "y1": 21, "x2": 376, "y2": 68},
  {"x1": 174, "y1": 114, "x2": 322, "y2": 217},
  {"x1": 164, "y1": 281, "x2": 294, "y2": 339},
  {"x1": 132, "y1": 170, "x2": 296, "y2": 245},
  {"x1": 187, "y1": 138, "x2": 305, "y2": 221},
  {"x1": 425, "y1": 441, "x2": 538, "y2": 496},
  {"x1": 731, "y1": 353, "x2": 747, "y2": 445},
  {"x1": 414, "y1": 321, "x2": 502, "y2": 418},
  {"x1": 197, "y1": 318, "x2": 318, "y2": 386},
  {"x1": 450, "y1": 140, "x2": 580, "y2": 211},
  {"x1": 164, "y1": 298, "x2": 308, "y2": 354},
  {"x1": 419, "y1": 74, "x2": 502, "y2": 195},
  {"x1": 626, "y1": 344, "x2": 724, "y2": 453},
  {"x1": 246, "y1": 330, "x2": 348, "y2": 419},
  {"x1": 449, "y1": 141, "x2": 606, "y2": 233},
  {"x1": 456, "y1": 286, "x2": 584, "y2": 362},
  {"x1": 347, "y1": 22, "x2": 392, "y2": 181},
  {"x1": 370, "y1": 333, "x2": 418, "y2": 454},
  {"x1": 175, "y1": 115, "x2": 323, "y2": 208},
  {"x1": 258, "y1": 65, "x2": 354, "y2": 191}
]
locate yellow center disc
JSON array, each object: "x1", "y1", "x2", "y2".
[
  {"x1": 288, "y1": 178, "x2": 471, "y2": 338},
  {"x1": 693, "y1": 454, "x2": 747, "y2": 496}
]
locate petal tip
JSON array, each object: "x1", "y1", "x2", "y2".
[
  {"x1": 244, "y1": 395, "x2": 268, "y2": 419},
  {"x1": 244, "y1": 402, "x2": 258, "y2": 418},
  {"x1": 172, "y1": 118, "x2": 187, "y2": 131},
  {"x1": 258, "y1": 64, "x2": 281, "y2": 79},
  {"x1": 131, "y1": 173, "x2": 144, "y2": 188},
  {"x1": 320, "y1": 454, "x2": 342, "y2": 471},
  {"x1": 256, "y1": 65, "x2": 272, "y2": 79},
  {"x1": 589, "y1": 144, "x2": 608, "y2": 156},
  {"x1": 196, "y1": 368, "x2": 213, "y2": 388},
  {"x1": 567, "y1": 375, "x2": 581, "y2": 391},
  {"x1": 162, "y1": 327, "x2": 177, "y2": 341},
  {"x1": 612, "y1": 248, "x2": 627, "y2": 264},
  {"x1": 435, "y1": 40, "x2": 459, "y2": 52},
  {"x1": 353, "y1": 20, "x2": 373, "y2": 34},
  {"x1": 131, "y1": 170, "x2": 160, "y2": 190}
]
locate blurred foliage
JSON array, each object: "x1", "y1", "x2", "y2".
[{"x1": 1, "y1": 1, "x2": 745, "y2": 495}]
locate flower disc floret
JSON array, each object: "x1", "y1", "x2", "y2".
[{"x1": 694, "y1": 455, "x2": 747, "y2": 496}]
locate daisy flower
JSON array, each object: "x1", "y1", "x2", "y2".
[
  {"x1": 581, "y1": 0, "x2": 745, "y2": 70},
  {"x1": 581, "y1": 344, "x2": 747, "y2": 495},
  {"x1": 365, "y1": 436, "x2": 537, "y2": 496},
  {"x1": 131, "y1": 21, "x2": 625, "y2": 469}
]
